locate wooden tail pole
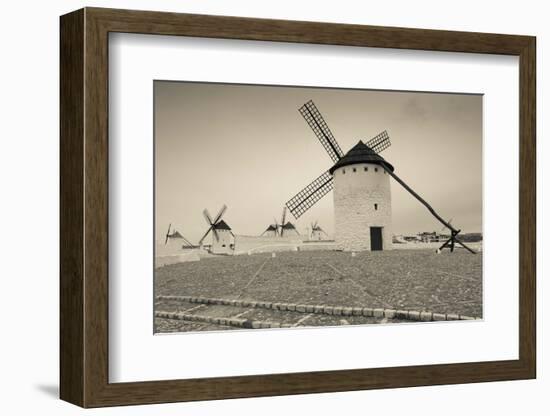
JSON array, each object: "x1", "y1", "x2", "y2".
[{"x1": 380, "y1": 162, "x2": 476, "y2": 254}]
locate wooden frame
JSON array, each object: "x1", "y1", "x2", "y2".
[{"x1": 60, "y1": 7, "x2": 536, "y2": 408}]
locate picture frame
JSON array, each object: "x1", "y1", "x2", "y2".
[{"x1": 60, "y1": 7, "x2": 536, "y2": 408}]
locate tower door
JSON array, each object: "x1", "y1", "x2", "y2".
[{"x1": 370, "y1": 227, "x2": 383, "y2": 251}]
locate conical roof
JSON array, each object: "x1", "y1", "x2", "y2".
[
  {"x1": 328, "y1": 140, "x2": 394, "y2": 174},
  {"x1": 282, "y1": 222, "x2": 296, "y2": 230},
  {"x1": 169, "y1": 231, "x2": 184, "y2": 239},
  {"x1": 213, "y1": 220, "x2": 232, "y2": 230}
]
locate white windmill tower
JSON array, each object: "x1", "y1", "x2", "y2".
[
  {"x1": 198, "y1": 205, "x2": 235, "y2": 255},
  {"x1": 285, "y1": 100, "x2": 476, "y2": 253}
]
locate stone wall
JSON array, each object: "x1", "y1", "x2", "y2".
[
  {"x1": 333, "y1": 162, "x2": 392, "y2": 251},
  {"x1": 233, "y1": 235, "x2": 303, "y2": 254}
]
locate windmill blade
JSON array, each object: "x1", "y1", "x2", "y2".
[
  {"x1": 280, "y1": 207, "x2": 287, "y2": 237},
  {"x1": 164, "y1": 223, "x2": 171, "y2": 245},
  {"x1": 198, "y1": 225, "x2": 213, "y2": 245},
  {"x1": 299, "y1": 100, "x2": 344, "y2": 163},
  {"x1": 213, "y1": 204, "x2": 227, "y2": 224},
  {"x1": 212, "y1": 227, "x2": 220, "y2": 242},
  {"x1": 203, "y1": 209, "x2": 213, "y2": 225},
  {"x1": 365, "y1": 130, "x2": 391, "y2": 154},
  {"x1": 273, "y1": 218, "x2": 280, "y2": 236},
  {"x1": 286, "y1": 170, "x2": 334, "y2": 219}
]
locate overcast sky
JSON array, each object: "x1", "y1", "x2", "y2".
[{"x1": 155, "y1": 81, "x2": 482, "y2": 243}]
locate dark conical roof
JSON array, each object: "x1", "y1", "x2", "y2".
[
  {"x1": 169, "y1": 231, "x2": 184, "y2": 239},
  {"x1": 282, "y1": 222, "x2": 296, "y2": 230},
  {"x1": 328, "y1": 140, "x2": 394, "y2": 174},
  {"x1": 213, "y1": 220, "x2": 232, "y2": 230}
]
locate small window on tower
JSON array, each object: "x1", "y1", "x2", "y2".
[
  {"x1": 364, "y1": 167, "x2": 368, "y2": 172},
  {"x1": 353, "y1": 167, "x2": 356, "y2": 172},
  {"x1": 342, "y1": 169, "x2": 346, "y2": 174},
  {"x1": 375, "y1": 167, "x2": 378, "y2": 172},
  {"x1": 374, "y1": 203, "x2": 378, "y2": 210}
]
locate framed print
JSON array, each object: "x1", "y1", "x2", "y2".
[{"x1": 60, "y1": 7, "x2": 536, "y2": 408}]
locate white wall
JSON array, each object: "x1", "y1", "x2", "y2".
[
  {"x1": 0, "y1": 0, "x2": 546, "y2": 415},
  {"x1": 333, "y1": 163, "x2": 393, "y2": 250}
]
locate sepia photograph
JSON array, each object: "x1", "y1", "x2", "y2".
[{"x1": 154, "y1": 81, "x2": 483, "y2": 333}]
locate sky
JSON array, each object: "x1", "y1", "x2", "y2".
[{"x1": 155, "y1": 81, "x2": 482, "y2": 243}]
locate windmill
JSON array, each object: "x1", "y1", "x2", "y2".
[
  {"x1": 164, "y1": 223, "x2": 195, "y2": 249},
  {"x1": 261, "y1": 206, "x2": 299, "y2": 237},
  {"x1": 310, "y1": 220, "x2": 328, "y2": 240},
  {"x1": 260, "y1": 222, "x2": 279, "y2": 237},
  {"x1": 285, "y1": 100, "x2": 475, "y2": 253},
  {"x1": 261, "y1": 210, "x2": 284, "y2": 237},
  {"x1": 198, "y1": 205, "x2": 235, "y2": 254},
  {"x1": 278, "y1": 206, "x2": 299, "y2": 237}
]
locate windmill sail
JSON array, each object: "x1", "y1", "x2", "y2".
[
  {"x1": 365, "y1": 130, "x2": 391, "y2": 154},
  {"x1": 212, "y1": 205, "x2": 227, "y2": 224},
  {"x1": 286, "y1": 100, "x2": 349, "y2": 219},
  {"x1": 286, "y1": 170, "x2": 333, "y2": 219},
  {"x1": 164, "y1": 223, "x2": 172, "y2": 245},
  {"x1": 199, "y1": 206, "x2": 223, "y2": 244},
  {"x1": 280, "y1": 207, "x2": 287, "y2": 236},
  {"x1": 299, "y1": 100, "x2": 344, "y2": 163}
]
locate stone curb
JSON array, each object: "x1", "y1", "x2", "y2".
[
  {"x1": 155, "y1": 311, "x2": 291, "y2": 329},
  {"x1": 156, "y1": 295, "x2": 480, "y2": 322}
]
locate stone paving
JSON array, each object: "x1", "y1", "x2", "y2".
[{"x1": 155, "y1": 249, "x2": 482, "y2": 333}]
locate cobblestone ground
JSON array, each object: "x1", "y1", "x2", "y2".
[
  {"x1": 155, "y1": 249, "x2": 482, "y2": 333},
  {"x1": 154, "y1": 298, "x2": 412, "y2": 332}
]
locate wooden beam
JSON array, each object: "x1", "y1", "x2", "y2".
[{"x1": 380, "y1": 162, "x2": 476, "y2": 254}]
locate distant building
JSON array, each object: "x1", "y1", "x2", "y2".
[
  {"x1": 310, "y1": 224, "x2": 328, "y2": 240},
  {"x1": 417, "y1": 231, "x2": 454, "y2": 243},
  {"x1": 281, "y1": 222, "x2": 300, "y2": 236},
  {"x1": 418, "y1": 231, "x2": 437, "y2": 243},
  {"x1": 210, "y1": 220, "x2": 235, "y2": 255},
  {"x1": 261, "y1": 224, "x2": 278, "y2": 237}
]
